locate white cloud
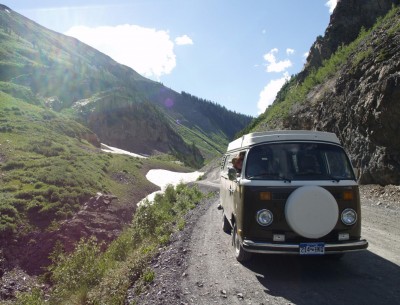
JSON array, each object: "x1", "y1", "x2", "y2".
[
  {"x1": 286, "y1": 48, "x2": 295, "y2": 55},
  {"x1": 65, "y1": 24, "x2": 176, "y2": 79},
  {"x1": 257, "y1": 72, "x2": 290, "y2": 114},
  {"x1": 263, "y1": 48, "x2": 292, "y2": 73},
  {"x1": 325, "y1": 0, "x2": 337, "y2": 14},
  {"x1": 175, "y1": 35, "x2": 193, "y2": 45},
  {"x1": 303, "y1": 51, "x2": 309, "y2": 58}
]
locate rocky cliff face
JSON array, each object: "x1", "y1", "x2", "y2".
[
  {"x1": 301, "y1": 0, "x2": 400, "y2": 80},
  {"x1": 283, "y1": 8, "x2": 400, "y2": 185}
]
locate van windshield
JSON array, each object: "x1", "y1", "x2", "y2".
[{"x1": 244, "y1": 142, "x2": 355, "y2": 181}]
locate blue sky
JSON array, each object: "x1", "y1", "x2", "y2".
[{"x1": 2, "y1": 0, "x2": 337, "y2": 116}]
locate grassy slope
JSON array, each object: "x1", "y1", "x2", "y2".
[{"x1": 0, "y1": 93, "x2": 191, "y2": 238}]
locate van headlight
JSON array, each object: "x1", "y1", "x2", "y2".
[
  {"x1": 256, "y1": 209, "x2": 273, "y2": 226},
  {"x1": 341, "y1": 208, "x2": 357, "y2": 225}
]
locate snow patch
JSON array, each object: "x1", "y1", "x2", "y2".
[
  {"x1": 101, "y1": 143, "x2": 147, "y2": 158},
  {"x1": 138, "y1": 169, "x2": 203, "y2": 206}
]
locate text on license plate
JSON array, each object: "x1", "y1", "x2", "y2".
[{"x1": 299, "y1": 242, "x2": 325, "y2": 255}]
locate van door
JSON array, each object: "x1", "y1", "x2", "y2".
[
  {"x1": 220, "y1": 154, "x2": 237, "y2": 222},
  {"x1": 220, "y1": 153, "x2": 245, "y2": 225}
]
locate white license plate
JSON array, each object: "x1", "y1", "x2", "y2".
[{"x1": 299, "y1": 242, "x2": 325, "y2": 255}]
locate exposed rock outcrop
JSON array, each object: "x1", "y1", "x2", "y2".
[
  {"x1": 301, "y1": 0, "x2": 400, "y2": 80},
  {"x1": 283, "y1": 8, "x2": 400, "y2": 184}
]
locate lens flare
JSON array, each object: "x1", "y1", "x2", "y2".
[{"x1": 164, "y1": 98, "x2": 174, "y2": 108}]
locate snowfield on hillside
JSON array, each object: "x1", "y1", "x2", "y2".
[{"x1": 139, "y1": 169, "x2": 203, "y2": 205}]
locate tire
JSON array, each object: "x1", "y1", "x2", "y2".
[
  {"x1": 222, "y1": 212, "x2": 232, "y2": 234},
  {"x1": 232, "y1": 223, "x2": 252, "y2": 262},
  {"x1": 285, "y1": 186, "x2": 338, "y2": 238}
]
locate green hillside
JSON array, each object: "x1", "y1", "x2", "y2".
[
  {"x1": 0, "y1": 5, "x2": 252, "y2": 166},
  {"x1": 0, "y1": 92, "x2": 190, "y2": 235}
]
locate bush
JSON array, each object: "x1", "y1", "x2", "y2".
[
  {"x1": 142, "y1": 268, "x2": 155, "y2": 283},
  {"x1": 49, "y1": 237, "x2": 107, "y2": 303},
  {"x1": 15, "y1": 287, "x2": 45, "y2": 305},
  {"x1": 0, "y1": 204, "x2": 19, "y2": 220},
  {"x1": 0, "y1": 204, "x2": 19, "y2": 236},
  {"x1": 105, "y1": 230, "x2": 133, "y2": 262},
  {"x1": 2, "y1": 161, "x2": 25, "y2": 170}
]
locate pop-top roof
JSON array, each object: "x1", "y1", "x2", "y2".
[{"x1": 227, "y1": 130, "x2": 340, "y2": 151}]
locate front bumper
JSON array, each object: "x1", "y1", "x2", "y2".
[{"x1": 242, "y1": 239, "x2": 368, "y2": 254}]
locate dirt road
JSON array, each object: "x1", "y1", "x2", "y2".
[{"x1": 134, "y1": 182, "x2": 400, "y2": 305}]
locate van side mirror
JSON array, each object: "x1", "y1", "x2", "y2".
[{"x1": 228, "y1": 167, "x2": 238, "y2": 180}]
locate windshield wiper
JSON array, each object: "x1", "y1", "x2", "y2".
[
  {"x1": 280, "y1": 176, "x2": 292, "y2": 183},
  {"x1": 247, "y1": 173, "x2": 291, "y2": 182},
  {"x1": 327, "y1": 175, "x2": 341, "y2": 182},
  {"x1": 247, "y1": 173, "x2": 279, "y2": 179}
]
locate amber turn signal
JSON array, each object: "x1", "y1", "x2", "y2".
[
  {"x1": 343, "y1": 191, "x2": 353, "y2": 200},
  {"x1": 260, "y1": 192, "x2": 271, "y2": 200}
]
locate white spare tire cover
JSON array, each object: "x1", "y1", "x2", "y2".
[{"x1": 285, "y1": 186, "x2": 338, "y2": 239}]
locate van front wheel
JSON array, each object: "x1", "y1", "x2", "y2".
[{"x1": 232, "y1": 223, "x2": 251, "y2": 262}]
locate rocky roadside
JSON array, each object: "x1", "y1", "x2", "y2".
[
  {"x1": 359, "y1": 184, "x2": 400, "y2": 208},
  {"x1": 127, "y1": 184, "x2": 218, "y2": 305}
]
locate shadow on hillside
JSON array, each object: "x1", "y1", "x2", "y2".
[{"x1": 243, "y1": 250, "x2": 400, "y2": 305}]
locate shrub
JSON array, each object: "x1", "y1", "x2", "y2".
[
  {"x1": 49, "y1": 237, "x2": 107, "y2": 302},
  {"x1": 0, "y1": 204, "x2": 19, "y2": 236},
  {"x1": 142, "y1": 268, "x2": 155, "y2": 283},
  {"x1": 105, "y1": 230, "x2": 133, "y2": 262},
  {"x1": 34, "y1": 182, "x2": 44, "y2": 189},
  {"x1": 15, "y1": 287, "x2": 45, "y2": 305},
  {"x1": 2, "y1": 161, "x2": 25, "y2": 170}
]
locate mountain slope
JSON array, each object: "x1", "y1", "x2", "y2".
[
  {"x1": 245, "y1": 2, "x2": 400, "y2": 185},
  {"x1": 0, "y1": 4, "x2": 252, "y2": 166},
  {"x1": 0, "y1": 89, "x2": 200, "y2": 274}
]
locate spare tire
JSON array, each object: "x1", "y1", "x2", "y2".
[{"x1": 285, "y1": 186, "x2": 338, "y2": 238}]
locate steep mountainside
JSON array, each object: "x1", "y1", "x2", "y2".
[
  {"x1": 0, "y1": 4, "x2": 252, "y2": 166},
  {"x1": 245, "y1": 2, "x2": 400, "y2": 185},
  {"x1": 301, "y1": 0, "x2": 400, "y2": 80}
]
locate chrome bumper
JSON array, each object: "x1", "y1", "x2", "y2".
[{"x1": 242, "y1": 239, "x2": 368, "y2": 254}]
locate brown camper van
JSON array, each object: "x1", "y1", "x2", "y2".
[{"x1": 220, "y1": 131, "x2": 368, "y2": 261}]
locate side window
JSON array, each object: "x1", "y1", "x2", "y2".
[{"x1": 221, "y1": 154, "x2": 233, "y2": 174}]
